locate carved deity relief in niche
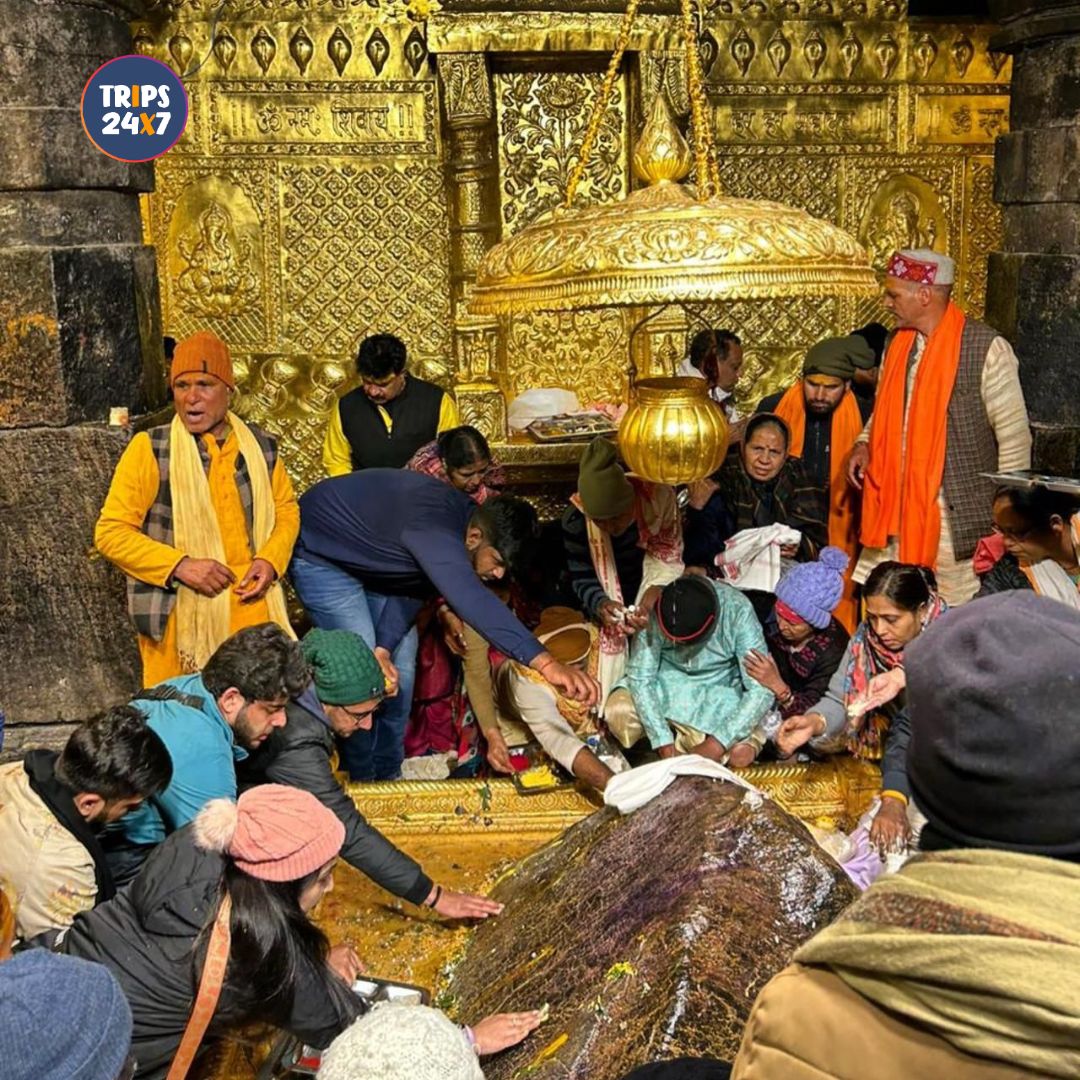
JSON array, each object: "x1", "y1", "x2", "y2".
[
  {"x1": 859, "y1": 176, "x2": 946, "y2": 271},
  {"x1": 173, "y1": 193, "x2": 260, "y2": 318}
]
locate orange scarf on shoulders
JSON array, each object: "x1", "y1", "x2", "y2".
[
  {"x1": 774, "y1": 383, "x2": 864, "y2": 630},
  {"x1": 860, "y1": 302, "x2": 966, "y2": 568}
]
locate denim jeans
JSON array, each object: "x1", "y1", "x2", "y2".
[{"x1": 290, "y1": 554, "x2": 418, "y2": 781}]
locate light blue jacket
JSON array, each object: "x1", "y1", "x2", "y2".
[
  {"x1": 625, "y1": 580, "x2": 774, "y2": 749},
  {"x1": 122, "y1": 674, "x2": 247, "y2": 846}
]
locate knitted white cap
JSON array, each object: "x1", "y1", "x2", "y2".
[{"x1": 317, "y1": 1003, "x2": 485, "y2": 1080}]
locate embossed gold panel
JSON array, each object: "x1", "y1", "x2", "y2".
[
  {"x1": 495, "y1": 66, "x2": 631, "y2": 405},
  {"x1": 140, "y1": 1, "x2": 1010, "y2": 485}
]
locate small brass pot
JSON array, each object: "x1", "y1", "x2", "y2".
[{"x1": 618, "y1": 376, "x2": 729, "y2": 484}]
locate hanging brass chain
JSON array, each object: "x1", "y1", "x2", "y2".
[
  {"x1": 564, "y1": 0, "x2": 642, "y2": 209},
  {"x1": 679, "y1": 0, "x2": 720, "y2": 197}
]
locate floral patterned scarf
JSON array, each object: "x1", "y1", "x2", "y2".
[{"x1": 406, "y1": 439, "x2": 504, "y2": 504}]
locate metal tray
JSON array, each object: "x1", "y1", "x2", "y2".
[
  {"x1": 526, "y1": 412, "x2": 618, "y2": 443},
  {"x1": 509, "y1": 741, "x2": 574, "y2": 796},
  {"x1": 981, "y1": 470, "x2": 1080, "y2": 496}
]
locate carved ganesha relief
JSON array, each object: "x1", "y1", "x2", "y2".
[
  {"x1": 169, "y1": 178, "x2": 262, "y2": 319},
  {"x1": 859, "y1": 175, "x2": 946, "y2": 271}
]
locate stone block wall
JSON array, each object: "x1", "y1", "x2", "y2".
[
  {"x1": 987, "y1": 0, "x2": 1080, "y2": 474},
  {"x1": 0, "y1": 0, "x2": 165, "y2": 759}
]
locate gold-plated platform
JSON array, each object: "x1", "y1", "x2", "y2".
[{"x1": 206, "y1": 759, "x2": 880, "y2": 1078}]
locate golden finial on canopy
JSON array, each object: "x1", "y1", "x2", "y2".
[{"x1": 632, "y1": 93, "x2": 693, "y2": 187}]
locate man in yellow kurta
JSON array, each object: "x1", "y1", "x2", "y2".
[{"x1": 95, "y1": 331, "x2": 299, "y2": 686}]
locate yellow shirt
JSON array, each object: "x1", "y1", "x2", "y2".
[
  {"x1": 95, "y1": 426, "x2": 299, "y2": 684},
  {"x1": 322, "y1": 388, "x2": 460, "y2": 477}
]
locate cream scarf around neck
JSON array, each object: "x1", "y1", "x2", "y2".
[{"x1": 170, "y1": 411, "x2": 295, "y2": 671}]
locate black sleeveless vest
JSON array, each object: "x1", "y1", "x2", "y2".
[{"x1": 337, "y1": 376, "x2": 445, "y2": 470}]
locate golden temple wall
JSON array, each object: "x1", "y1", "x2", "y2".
[{"x1": 135, "y1": 0, "x2": 1009, "y2": 491}]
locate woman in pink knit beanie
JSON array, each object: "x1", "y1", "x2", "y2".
[{"x1": 62, "y1": 784, "x2": 365, "y2": 1078}]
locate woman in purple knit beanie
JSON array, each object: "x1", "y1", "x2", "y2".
[{"x1": 733, "y1": 548, "x2": 851, "y2": 767}]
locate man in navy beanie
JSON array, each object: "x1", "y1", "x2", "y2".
[{"x1": 906, "y1": 590, "x2": 1080, "y2": 857}]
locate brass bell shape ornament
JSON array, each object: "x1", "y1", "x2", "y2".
[{"x1": 619, "y1": 376, "x2": 729, "y2": 485}]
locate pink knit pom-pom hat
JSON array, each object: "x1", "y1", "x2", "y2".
[{"x1": 194, "y1": 784, "x2": 345, "y2": 882}]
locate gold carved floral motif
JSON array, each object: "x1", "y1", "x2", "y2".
[
  {"x1": 457, "y1": 392, "x2": 508, "y2": 443},
  {"x1": 441, "y1": 52, "x2": 493, "y2": 124},
  {"x1": 281, "y1": 160, "x2": 452, "y2": 362},
  {"x1": 495, "y1": 69, "x2": 629, "y2": 405},
  {"x1": 472, "y1": 182, "x2": 876, "y2": 315},
  {"x1": 504, "y1": 308, "x2": 628, "y2": 406},
  {"x1": 962, "y1": 157, "x2": 1001, "y2": 317},
  {"x1": 235, "y1": 355, "x2": 351, "y2": 485},
  {"x1": 496, "y1": 69, "x2": 627, "y2": 236}
]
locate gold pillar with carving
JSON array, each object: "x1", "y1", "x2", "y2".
[{"x1": 438, "y1": 52, "x2": 506, "y2": 441}]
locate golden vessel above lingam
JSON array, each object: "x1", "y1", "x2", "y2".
[{"x1": 619, "y1": 374, "x2": 729, "y2": 485}]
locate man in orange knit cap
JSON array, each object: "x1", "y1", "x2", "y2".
[
  {"x1": 846, "y1": 250, "x2": 1031, "y2": 605},
  {"x1": 95, "y1": 330, "x2": 300, "y2": 685}
]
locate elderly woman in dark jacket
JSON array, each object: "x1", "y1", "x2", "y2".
[{"x1": 685, "y1": 413, "x2": 828, "y2": 573}]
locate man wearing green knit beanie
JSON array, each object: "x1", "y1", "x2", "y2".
[
  {"x1": 303, "y1": 626, "x2": 386, "y2": 708},
  {"x1": 239, "y1": 627, "x2": 502, "y2": 920}
]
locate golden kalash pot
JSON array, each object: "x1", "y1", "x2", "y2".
[{"x1": 619, "y1": 375, "x2": 729, "y2": 485}]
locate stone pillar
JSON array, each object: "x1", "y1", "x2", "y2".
[
  {"x1": 986, "y1": 0, "x2": 1080, "y2": 474},
  {"x1": 437, "y1": 52, "x2": 507, "y2": 441},
  {"x1": 0, "y1": 0, "x2": 166, "y2": 758}
]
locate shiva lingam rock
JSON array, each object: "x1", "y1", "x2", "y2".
[{"x1": 445, "y1": 776, "x2": 857, "y2": 1078}]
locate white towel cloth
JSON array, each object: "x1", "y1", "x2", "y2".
[
  {"x1": 714, "y1": 524, "x2": 802, "y2": 593},
  {"x1": 602, "y1": 757, "x2": 764, "y2": 815}
]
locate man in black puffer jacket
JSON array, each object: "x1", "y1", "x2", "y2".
[{"x1": 239, "y1": 628, "x2": 503, "y2": 920}]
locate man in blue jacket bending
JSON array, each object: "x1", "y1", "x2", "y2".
[
  {"x1": 111, "y1": 622, "x2": 310, "y2": 884},
  {"x1": 291, "y1": 469, "x2": 599, "y2": 781}
]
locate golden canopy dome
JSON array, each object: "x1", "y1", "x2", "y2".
[
  {"x1": 467, "y1": 0, "x2": 878, "y2": 484},
  {"x1": 468, "y1": 94, "x2": 878, "y2": 317}
]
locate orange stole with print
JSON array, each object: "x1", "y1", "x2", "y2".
[{"x1": 774, "y1": 384, "x2": 864, "y2": 631}]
